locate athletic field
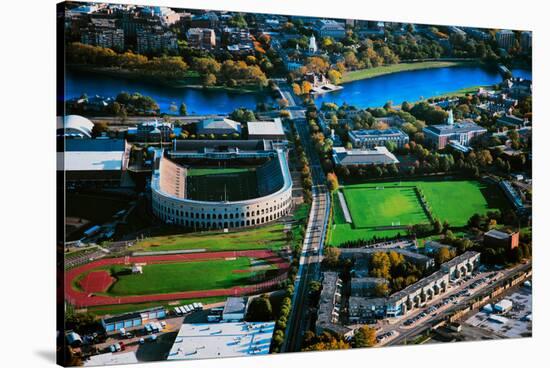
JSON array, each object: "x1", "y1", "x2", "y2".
[
  {"x1": 186, "y1": 167, "x2": 258, "y2": 201},
  {"x1": 328, "y1": 178, "x2": 508, "y2": 245},
  {"x1": 344, "y1": 186, "x2": 429, "y2": 228}
]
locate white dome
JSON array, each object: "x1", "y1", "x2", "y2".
[{"x1": 57, "y1": 115, "x2": 94, "y2": 138}]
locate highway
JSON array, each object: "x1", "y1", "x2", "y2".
[{"x1": 283, "y1": 114, "x2": 330, "y2": 353}]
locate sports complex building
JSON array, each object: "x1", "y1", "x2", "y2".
[{"x1": 151, "y1": 140, "x2": 293, "y2": 229}]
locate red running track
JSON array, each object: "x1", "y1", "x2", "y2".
[{"x1": 65, "y1": 250, "x2": 289, "y2": 307}]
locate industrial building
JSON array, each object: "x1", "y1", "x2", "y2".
[{"x1": 167, "y1": 322, "x2": 275, "y2": 360}]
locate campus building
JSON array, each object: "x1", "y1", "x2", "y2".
[
  {"x1": 196, "y1": 118, "x2": 242, "y2": 136},
  {"x1": 423, "y1": 121, "x2": 487, "y2": 149},
  {"x1": 151, "y1": 140, "x2": 293, "y2": 229},
  {"x1": 135, "y1": 120, "x2": 173, "y2": 142},
  {"x1": 247, "y1": 119, "x2": 286, "y2": 140},
  {"x1": 332, "y1": 146, "x2": 399, "y2": 166},
  {"x1": 314, "y1": 19, "x2": 346, "y2": 39},
  {"x1": 80, "y1": 18, "x2": 125, "y2": 51},
  {"x1": 136, "y1": 25, "x2": 178, "y2": 54},
  {"x1": 57, "y1": 115, "x2": 94, "y2": 139},
  {"x1": 186, "y1": 28, "x2": 216, "y2": 49},
  {"x1": 484, "y1": 229, "x2": 520, "y2": 250},
  {"x1": 496, "y1": 29, "x2": 516, "y2": 49},
  {"x1": 316, "y1": 272, "x2": 353, "y2": 338},
  {"x1": 59, "y1": 138, "x2": 131, "y2": 187},
  {"x1": 348, "y1": 128, "x2": 409, "y2": 149}
]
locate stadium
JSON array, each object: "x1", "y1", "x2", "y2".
[{"x1": 151, "y1": 140, "x2": 293, "y2": 230}]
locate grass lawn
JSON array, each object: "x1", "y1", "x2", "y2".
[
  {"x1": 106, "y1": 257, "x2": 272, "y2": 296},
  {"x1": 132, "y1": 223, "x2": 287, "y2": 253},
  {"x1": 186, "y1": 167, "x2": 253, "y2": 177},
  {"x1": 342, "y1": 61, "x2": 476, "y2": 83},
  {"x1": 343, "y1": 186, "x2": 429, "y2": 228},
  {"x1": 328, "y1": 177, "x2": 508, "y2": 246},
  {"x1": 432, "y1": 85, "x2": 493, "y2": 98}
]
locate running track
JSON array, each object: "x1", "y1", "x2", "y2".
[{"x1": 65, "y1": 250, "x2": 289, "y2": 307}]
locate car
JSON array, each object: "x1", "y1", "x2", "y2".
[
  {"x1": 109, "y1": 345, "x2": 116, "y2": 353},
  {"x1": 139, "y1": 338, "x2": 145, "y2": 344},
  {"x1": 148, "y1": 334, "x2": 157, "y2": 342},
  {"x1": 119, "y1": 342, "x2": 125, "y2": 351},
  {"x1": 161, "y1": 321, "x2": 167, "y2": 328},
  {"x1": 125, "y1": 332, "x2": 134, "y2": 339}
]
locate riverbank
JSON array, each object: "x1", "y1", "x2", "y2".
[
  {"x1": 341, "y1": 60, "x2": 480, "y2": 84},
  {"x1": 432, "y1": 84, "x2": 494, "y2": 99},
  {"x1": 67, "y1": 65, "x2": 266, "y2": 94}
]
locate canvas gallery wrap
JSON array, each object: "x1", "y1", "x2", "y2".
[{"x1": 56, "y1": 1, "x2": 532, "y2": 366}]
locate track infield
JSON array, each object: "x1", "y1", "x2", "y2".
[{"x1": 65, "y1": 250, "x2": 288, "y2": 307}]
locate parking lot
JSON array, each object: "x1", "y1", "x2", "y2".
[{"x1": 465, "y1": 285, "x2": 532, "y2": 338}]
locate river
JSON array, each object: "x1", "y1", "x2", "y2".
[
  {"x1": 65, "y1": 66, "x2": 532, "y2": 114},
  {"x1": 314, "y1": 65, "x2": 532, "y2": 108}
]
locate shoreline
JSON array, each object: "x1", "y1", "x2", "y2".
[
  {"x1": 67, "y1": 65, "x2": 267, "y2": 95},
  {"x1": 341, "y1": 60, "x2": 482, "y2": 84}
]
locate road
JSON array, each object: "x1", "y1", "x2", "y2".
[
  {"x1": 283, "y1": 115, "x2": 330, "y2": 353},
  {"x1": 384, "y1": 261, "x2": 532, "y2": 346}
]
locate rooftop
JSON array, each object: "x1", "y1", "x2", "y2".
[
  {"x1": 247, "y1": 119, "x2": 285, "y2": 137},
  {"x1": 167, "y1": 322, "x2": 275, "y2": 360},
  {"x1": 84, "y1": 352, "x2": 138, "y2": 366},
  {"x1": 223, "y1": 297, "x2": 248, "y2": 316},
  {"x1": 484, "y1": 229, "x2": 513, "y2": 240},
  {"x1": 332, "y1": 146, "x2": 399, "y2": 166},
  {"x1": 349, "y1": 128, "x2": 408, "y2": 138},
  {"x1": 424, "y1": 121, "x2": 487, "y2": 136}
]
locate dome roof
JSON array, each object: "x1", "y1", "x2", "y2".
[{"x1": 57, "y1": 115, "x2": 94, "y2": 138}]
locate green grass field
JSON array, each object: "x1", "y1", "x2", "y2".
[
  {"x1": 106, "y1": 257, "x2": 273, "y2": 296},
  {"x1": 342, "y1": 61, "x2": 476, "y2": 83},
  {"x1": 186, "y1": 169, "x2": 258, "y2": 201},
  {"x1": 343, "y1": 186, "x2": 429, "y2": 228},
  {"x1": 328, "y1": 178, "x2": 508, "y2": 246},
  {"x1": 133, "y1": 223, "x2": 287, "y2": 253},
  {"x1": 186, "y1": 167, "x2": 253, "y2": 177}
]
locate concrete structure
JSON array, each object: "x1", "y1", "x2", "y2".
[
  {"x1": 151, "y1": 140, "x2": 293, "y2": 229},
  {"x1": 136, "y1": 25, "x2": 178, "y2": 54},
  {"x1": 484, "y1": 229, "x2": 520, "y2": 250},
  {"x1": 332, "y1": 146, "x2": 399, "y2": 166},
  {"x1": 60, "y1": 139, "x2": 131, "y2": 187},
  {"x1": 186, "y1": 28, "x2": 216, "y2": 49},
  {"x1": 348, "y1": 128, "x2": 409, "y2": 149},
  {"x1": 222, "y1": 297, "x2": 248, "y2": 322},
  {"x1": 80, "y1": 18, "x2": 124, "y2": 51},
  {"x1": 84, "y1": 352, "x2": 138, "y2": 366},
  {"x1": 346, "y1": 251, "x2": 480, "y2": 321},
  {"x1": 316, "y1": 272, "x2": 353, "y2": 337},
  {"x1": 57, "y1": 115, "x2": 94, "y2": 139},
  {"x1": 496, "y1": 29, "x2": 516, "y2": 50},
  {"x1": 101, "y1": 307, "x2": 166, "y2": 333},
  {"x1": 423, "y1": 121, "x2": 487, "y2": 149},
  {"x1": 197, "y1": 118, "x2": 242, "y2": 136},
  {"x1": 167, "y1": 322, "x2": 275, "y2": 360},
  {"x1": 247, "y1": 119, "x2": 286, "y2": 140}
]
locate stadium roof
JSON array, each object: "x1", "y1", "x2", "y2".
[
  {"x1": 167, "y1": 322, "x2": 275, "y2": 360},
  {"x1": 247, "y1": 119, "x2": 285, "y2": 137}
]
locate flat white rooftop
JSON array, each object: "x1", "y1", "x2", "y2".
[
  {"x1": 167, "y1": 322, "x2": 275, "y2": 361},
  {"x1": 60, "y1": 151, "x2": 125, "y2": 171},
  {"x1": 84, "y1": 351, "x2": 138, "y2": 366},
  {"x1": 247, "y1": 120, "x2": 284, "y2": 137}
]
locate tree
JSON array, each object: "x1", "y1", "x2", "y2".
[
  {"x1": 91, "y1": 122, "x2": 109, "y2": 137},
  {"x1": 323, "y1": 247, "x2": 341, "y2": 267},
  {"x1": 327, "y1": 172, "x2": 339, "y2": 192},
  {"x1": 179, "y1": 103, "x2": 187, "y2": 116},
  {"x1": 246, "y1": 294, "x2": 273, "y2": 321},
  {"x1": 374, "y1": 282, "x2": 390, "y2": 297},
  {"x1": 435, "y1": 247, "x2": 452, "y2": 265},
  {"x1": 203, "y1": 73, "x2": 217, "y2": 87},
  {"x1": 352, "y1": 325, "x2": 377, "y2": 348}
]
